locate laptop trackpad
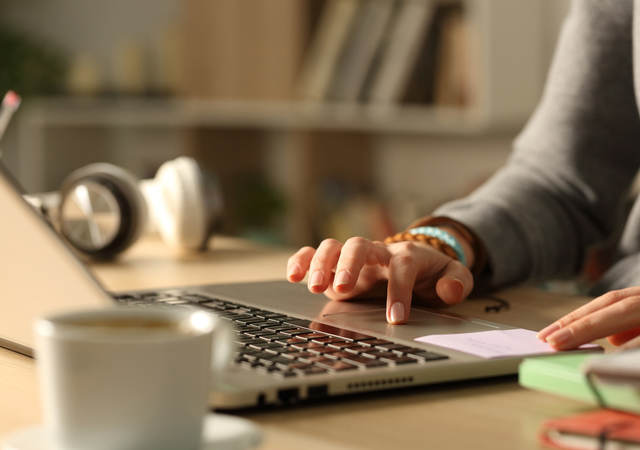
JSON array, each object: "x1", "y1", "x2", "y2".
[{"x1": 314, "y1": 301, "x2": 504, "y2": 341}]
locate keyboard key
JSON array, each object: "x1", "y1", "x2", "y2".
[
  {"x1": 344, "y1": 345, "x2": 373, "y2": 354},
  {"x1": 199, "y1": 303, "x2": 227, "y2": 312},
  {"x1": 288, "y1": 362, "x2": 313, "y2": 371},
  {"x1": 234, "y1": 325, "x2": 259, "y2": 333},
  {"x1": 234, "y1": 317, "x2": 266, "y2": 326},
  {"x1": 304, "y1": 356, "x2": 335, "y2": 365},
  {"x1": 290, "y1": 342, "x2": 325, "y2": 352},
  {"x1": 304, "y1": 367, "x2": 329, "y2": 375},
  {"x1": 282, "y1": 318, "x2": 312, "y2": 328},
  {"x1": 263, "y1": 345, "x2": 289, "y2": 354},
  {"x1": 327, "y1": 341, "x2": 360, "y2": 350},
  {"x1": 280, "y1": 328, "x2": 312, "y2": 336},
  {"x1": 262, "y1": 325, "x2": 297, "y2": 333},
  {"x1": 359, "y1": 339, "x2": 395, "y2": 347},
  {"x1": 255, "y1": 312, "x2": 287, "y2": 320},
  {"x1": 375, "y1": 343, "x2": 413, "y2": 352},
  {"x1": 331, "y1": 351, "x2": 360, "y2": 359},
  {"x1": 274, "y1": 337, "x2": 306, "y2": 346},
  {"x1": 159, "y1": 298, "x2": 190, "y2": 305},
  {"x1": 270, "y1": 356, "x2": 292, "y2": 366},
  {"x1": 248, "y1": 342, "x2": 284, "y2": 351},
  {"x1": 308, "y1": 346, "x2": 339, "y2": 355},
  {"x1": 244, "y1": 320, "x2": 277, "y2": 328},
  {"x1": 340, "y1": 354, "x2": 389, "y2": 368},
  {"x1": 296, "y1": 332, "x2": 329, "y2": 341},
  {"x1": 179, "y1": 293, "x2": 214, "y2": 303},
  {"x1": 309, "y1": 336, "x2": 336, "y2": 344},
  {"x1": 242, "y1": 330, "x2": 278, "y2": 338},
  {"x1": 311, "y1": 337, "x2": 346, "y2": 345},
  {"x1": 261, "y1": 333, "x2": 290, "y2": 341},
  {"x1": 365, "y1": 351, "x2": 418, "y2": 365},
  {"x1": 407, "y1": 351, "x2": 449, "y2": 361},
  {"x1": 286, "y1": 351, "x2": 315, "y2": 360},
  {"x1": 240, "y1": 350, "x2": 262, "y2": 361},
  {"x1": 316, "y1": 360, "x2": 358, "y2": 372},
  {"x1": 235, "y1": 338, "x2": 265, "y2": 346},
  {"x1": 275, "y1": 371, "x2": 298, "y2": 378}
]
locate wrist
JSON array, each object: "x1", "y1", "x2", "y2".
[
  {"x1": 406, "y1": 215, "x2": 487, "y2": 277},
  {"x1": 438, "y1": 226, "x2": 475, "y2": 269}
]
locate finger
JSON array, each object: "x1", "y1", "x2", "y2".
[
  {"x1": 546, "y1": 295, "x2": 640, "y2": 350},
  {"x1": 386, "y1": 248, "x2": 419, "y2": 325},
  {"x1": 620, "y1": 333, "x2": 640, "y2": 350},
  {"x1": 434, "y1": 260, "x2": 473, "y2": 305},
  {"x1": 308, "y1": 239, "x2": 343, "y2": 293},
  {"x1": 608, "y1": 326, "x2": 640, "y2": 346},
  {"x1": 538, "y1": 287, "x2": 640, "y2": 342},
  {"x1": 287, "y1": 246, "x2": 316, "y2": 282},
  {"x1": 333, "y1": 237, "x2": 390, "y2": 293}
]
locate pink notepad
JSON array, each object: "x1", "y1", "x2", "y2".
[{"x1": 415, "y1": 328, "x2": 598, "y2": 359}]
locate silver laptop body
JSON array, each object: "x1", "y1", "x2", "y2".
[{"x1": 0, "y1": 163, "x2": 527, "y2": 409}]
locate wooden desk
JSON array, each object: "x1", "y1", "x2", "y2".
[{"x1": 0, "y1": 237, "x2": 597, "y2": 449}]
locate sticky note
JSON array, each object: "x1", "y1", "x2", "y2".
[{"x1": 415, "y1": 328, "x2": 598, "y2": 359}]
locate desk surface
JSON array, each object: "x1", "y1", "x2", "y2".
[{"x1": 0, "y1": 237, "x2": 596, "y2": 450}]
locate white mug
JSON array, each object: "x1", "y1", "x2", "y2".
[{"x1": 34, "y1": 306, "x2": 233, "y2": 450}]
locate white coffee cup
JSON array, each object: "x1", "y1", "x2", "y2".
[{"x1": 34, "y1": 306, "x2": 233, "y2": 450}]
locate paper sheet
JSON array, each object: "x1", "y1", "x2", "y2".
[{"x1": 415, "y1": 328, "x2": 598, "y2": 359}]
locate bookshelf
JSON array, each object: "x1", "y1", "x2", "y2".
[{"x1": 4, "y1": 0, "x2": 550, "y2": 246}]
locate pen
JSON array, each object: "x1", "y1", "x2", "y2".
[{"x1": 0, "y1": 91, "x2": 21, "y2": 153}]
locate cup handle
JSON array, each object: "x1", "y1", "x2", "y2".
[{"x1": 209, "y1": 314, "x2": 235, "y2": 374}]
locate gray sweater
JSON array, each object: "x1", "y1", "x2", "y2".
[{"x1": 435, "y1": 0, "x2": 640, "y2": 294}]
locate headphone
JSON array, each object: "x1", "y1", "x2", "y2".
[{"x1": 25, "y1": 156, "x2": 223, "y2": 260}]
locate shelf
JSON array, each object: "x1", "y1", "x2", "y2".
[{"x1": 19, "y1": 97, "x2": 515, "y2": 136}]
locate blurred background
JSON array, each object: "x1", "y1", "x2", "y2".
[{"x1": 0, "y1": 0, "x2": 570, "y2": 247}]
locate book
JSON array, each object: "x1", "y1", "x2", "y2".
[
  {"x1": 180, "y1": 0, "x2": 304, "y2": 100},
  {"x1": 540, "y1": 409, "x2": 640, "y2": 450},
  {"x1": 296, "y1": 0, "x2": 360, "y2": 102},
  {"x1": 433, "y1": 5, "x2": 476, "y2": 107},
  {"x1": 584, "y1": 348, "x2": 640, "y2": 384},
  {"x1": 400, "y1": 3, "x2": 448, "y2": 104},
  {"x1": 327, "y1": 0, "x2": 396, "y2": 102},
  {"x1": 519, "y1": 353, "x2": 640, "y2": 414},
  {"x1": 367, "y1": 0, "x2": 436, "y2": 104}
]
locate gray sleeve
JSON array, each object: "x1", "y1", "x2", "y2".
[{"x1": 434, "y1": 0, "x2": 640, "y2": 288}]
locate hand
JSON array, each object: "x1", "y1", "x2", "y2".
[
  {"x1": 538, "y1": 287, "x2": 640, "y2": 350},
  {"x1": 286, "y1": 236, "x2": 474, "y2": 324}
]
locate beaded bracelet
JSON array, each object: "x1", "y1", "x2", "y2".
[
  {"x1": 408, "y1": 216, "x2": 487, "y2": 276},
  {"x1": 384, "y1": 228, "x2": 465, "y2": 265},
  {"x1": 410, "y1": 226, "x2": 466, "y2": 266}
]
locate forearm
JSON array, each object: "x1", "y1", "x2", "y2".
[{"x1": 435, "y1": 0, "x2": 640, "y2": 289}]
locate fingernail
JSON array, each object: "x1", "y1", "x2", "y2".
[
  {"x1": 334, "y1": 270, "x2": 351, "y2": 288},
  {"x1": 451, "y1": 278, "x2": 464, "y2": 298},
  {"x1": 537, "y1": 323, "x2": 560, "y2": 341},
  {"x1": 547, "y1": 328, "x2": 572, "y2": 348},
  {"x1": 309, "y1": 271, "x2": 324, "y2": 290},
  {"x1": 288, "y1": 263, "x2": 302, "y2": 280},
  {"x1": 389, "y1": 303, "x2": 405, "y2": 324}
]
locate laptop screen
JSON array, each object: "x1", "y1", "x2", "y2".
[{"x1": 0, "y1": 163, "x2": 110, "y2": 355}]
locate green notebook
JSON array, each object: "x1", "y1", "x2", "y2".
[{"x1": 518, "y1": 353, "x2": 640, "y2": 414}]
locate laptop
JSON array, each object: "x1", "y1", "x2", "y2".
[{"x1": 0, "y1": 162, "x2": 539, "y2": 409}]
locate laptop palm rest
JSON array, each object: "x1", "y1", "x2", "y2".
[{"x1": 315, "y1": 303, "x2": 504, "y2": 342}]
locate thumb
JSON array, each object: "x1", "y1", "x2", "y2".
[{"x1": 434, "y1": 260, "x2": 473, "y2": 305}]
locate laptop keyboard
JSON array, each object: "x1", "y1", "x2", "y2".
[{"x1": 113, "y1": 290, "x2": 448, "y2": 378}]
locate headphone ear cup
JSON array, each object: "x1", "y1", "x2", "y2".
[
  {"x1": 144, "y1": 156, "x2": 211, "y2": 251},
  {"x1": 58, "y1": 163, "x2": 147, "y2": 259}
]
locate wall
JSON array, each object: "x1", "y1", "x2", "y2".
[{"x1": 0, "y1": 0, "x2": 180, "y2": 92}]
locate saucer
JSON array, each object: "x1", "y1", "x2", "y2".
[{"x1": 2, "y1": 413, "x2": 262, "y2": 450}]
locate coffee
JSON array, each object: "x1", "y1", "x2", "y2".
[{"x1": 60, "y1": 317, "x2": 191, "y2": 333}]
